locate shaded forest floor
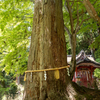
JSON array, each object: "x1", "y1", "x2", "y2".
[{"x1": 73, "y1": 82, "x2": 100, "y2": 100}]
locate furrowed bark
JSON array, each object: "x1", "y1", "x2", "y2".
[
  {"x1": 23, "y1": 0, "x2": 69, "y2": 100},
  {"x1": 23, "y1": 0, "x2": 100, "y2": 100}
]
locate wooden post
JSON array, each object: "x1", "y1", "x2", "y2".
[
  {"x1": 75, "y1": 67, "x2": 78, "y2": 82},
  {"x1": 90, "y1": 66, "x2": 93, "y2": 87}
]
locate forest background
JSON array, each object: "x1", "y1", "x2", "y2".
[{"x1": 0, "y1": 0, "x2": 100, "y2": 99}]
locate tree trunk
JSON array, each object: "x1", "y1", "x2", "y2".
[
  {"x1": 70, "y1": 33, "x2": 76, "y2": 80},
  {"x1": 23, "y1": 0, "x2": 69, "y2": 100},
  {"x1": 23, "y1": 0, "x2": 100, "y2": 100}
]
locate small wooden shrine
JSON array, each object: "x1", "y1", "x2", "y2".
[{"x1": 67, "y1": 50, "x2": 100, "y2": 88}]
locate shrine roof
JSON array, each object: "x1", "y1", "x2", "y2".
[{"x1": 67, "y1": 50, "x2": 100, "y2": 68}]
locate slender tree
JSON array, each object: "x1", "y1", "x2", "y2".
[{"x1": 64, "y1": 0, "x2": 100, "y2": 80}]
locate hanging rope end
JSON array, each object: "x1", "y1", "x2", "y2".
[{"x1": 24, "y1": 73, "x2": 27, "y2": 81}]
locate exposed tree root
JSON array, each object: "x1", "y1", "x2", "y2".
[{"x1": 70, "y1": 82, "x2": 100, "y2": 100}]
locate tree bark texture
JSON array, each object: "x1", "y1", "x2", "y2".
[
  {"x1": 70, "y1": 32, "x2": 76, "y2": 80},
  {"x1": 83, "y1": 0, "x2": 100, "y2": 25},
  {"x1": 23, "y1": 0, "x2": 70, "y2": 100},
  {"x1": 23, "y1": 0, "x2": 100, "y2": 100}
]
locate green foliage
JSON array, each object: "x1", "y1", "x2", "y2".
[
  {"x1": 76, "y1": 29, "x2": 98, "y2": 54},
  {"x1": 63, "y1": 0, "x2": 100, "y2": 80},
  {"x1": 93, "y1": 47, "x2": 100, "y2": 78},
  {"x1": 0, "y1": 0, "x2": 34, "y2": 76},
  {"x1": 94, "y1": 68, "x2": 100, "y2": 78},
  {"x1": 90, "y1": 35, "x2": 100, "y2": 49},
  {"x1": 94, "y1": 47, "x2": 100, "y2": 62},
  {"x1": 0, "y1": 71, "x2": 18, "y2": 99},
  {"x1": 9, "y1": 82, "x2": 18, "y2": 98},
  {"x1": 63, "y1": 0, "x2": 100, "y2": 55},
  {"x1": 0, "y1": 0, "x2": 33, "y2": 98}
]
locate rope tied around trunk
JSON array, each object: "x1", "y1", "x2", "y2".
[{"x1": 24, "y1": 65, "x2": 69, "y2": 81}]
